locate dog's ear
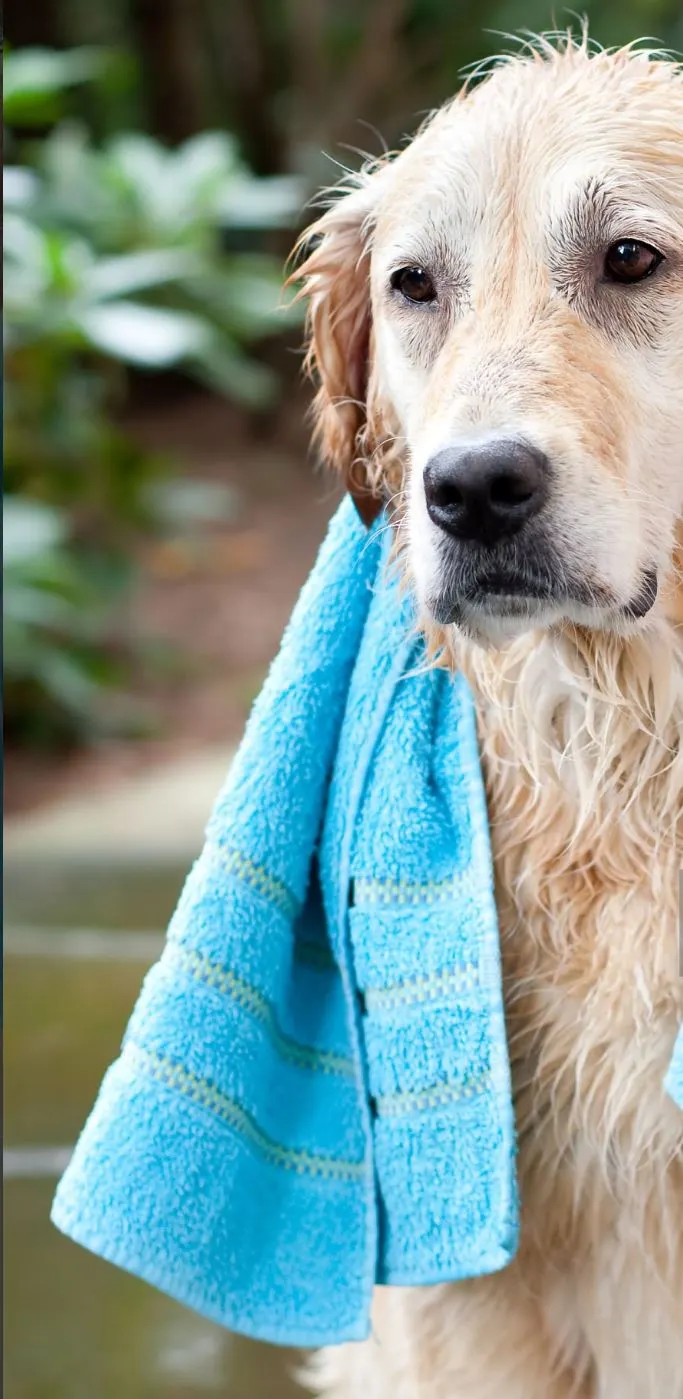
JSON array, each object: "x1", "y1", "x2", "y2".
[{"x1": 289, "y1": 172, "x2": 398, "y2": 519}]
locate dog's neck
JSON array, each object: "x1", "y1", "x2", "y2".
[
  {"x1": 449, "y1": 538, "x2": 683, "y2": 1221},
  {"x1": 444, "y1": 525, "x2": 683, "y2": 771},
  {"x1": 449, "y1": 546, "x2": 682, "y2": 900},
  {"x1": 414, "y1": 521, "x2": 683, "y2": 847},
  {"x1": 459, "y1": 609, "x2": 681, "y2": 766},
  {"x1": 449, "y1": 578, "x2": 683, "y2": 1096}
]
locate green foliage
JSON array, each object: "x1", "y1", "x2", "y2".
[
  {"x1": 3, "y1": 47, "x2": 305, "y2": 744},
  {"x1": 3, "y1": 45, "x2": 109, "y2": 127},
  {"x1": 4, "y1": 498, "x2": 133, "y2": 744},
  {"x1": 7, "y1": 8, "x2": 680, "y2": 748}
]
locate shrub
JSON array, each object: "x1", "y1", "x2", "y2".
[{"x1": 4, "y1": 47, "x2": 305, "y2": 742}]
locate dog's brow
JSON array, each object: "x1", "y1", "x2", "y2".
[
  {"x1": 548, "y1": 175, "x2": 673, "y2": 257},
  {"x1": 549, "y1": 177, "x2": 615, "y2": 253},
  {"x1": 574, "y1": 176, "x2": 610, "y2": 212}
]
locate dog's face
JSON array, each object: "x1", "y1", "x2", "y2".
[{"x1": 297, "y1": 43, "x2": 683, "y2": 644}]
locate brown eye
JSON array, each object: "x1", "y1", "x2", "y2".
[
  {"x1": 604, "y1": 239, "x2": 663, "y2": 284},
  {"x1": 390, "y1": 266, "x2": 436, "y2": 303}
]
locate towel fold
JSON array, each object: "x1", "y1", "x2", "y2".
[{"x1": 50, "y1": 497, "x2": 681, "y2": 1347}]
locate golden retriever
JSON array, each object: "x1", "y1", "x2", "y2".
[{"x1": 293, "y1": 33, "x2": 683, "y2": 1399}]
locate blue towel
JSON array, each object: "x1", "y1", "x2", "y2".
[
  {"x1": 50, "y1": 497, "x2": 681, "y2": 1347},
  {"x1": 666, "y1": 1028, "x2": 683, "y2": 1110}
]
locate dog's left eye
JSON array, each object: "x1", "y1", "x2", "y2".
[
  {"x1": 390, "y1": 266, "x2": 436, "y2": 303},
  {"x1": 603, "y1": 240, "x2": 664, "y2": 284}
]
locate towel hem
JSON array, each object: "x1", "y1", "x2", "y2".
[
  {"x1": 379, "y1": 1243, "x2": 517, "y2": 1288},
  {"x1": 50, "y1": 1200, "x2": 371, "y2": 1349}
]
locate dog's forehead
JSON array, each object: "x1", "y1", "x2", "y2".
[{"x1": 373, "y1": 56, "x2": 683, "y2": 253}]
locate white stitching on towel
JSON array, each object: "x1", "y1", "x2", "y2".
[
  {"x1": 353, "y1": 868, "x2": 477, "y2": 907},
  {"x1": 163, "y1": 941, "x2": 354, "y2": 1080},
  {"x1": 374, "y1": 1072, "x2": 489, "y2": 1118},
  {"x1": 364, "y1": 964, "x2": 480, "y2": 1013},
  {"x1": 203, "y1": 844, "x2": 299, "y2": 919},
  {"x1": 124, "y1": 1042, "x2": 366, "y2": 1181}
]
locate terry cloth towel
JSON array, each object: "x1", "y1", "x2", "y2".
[
  {"x1": 51, "y1": 495, "x2": 681, "y2": 1348},
  {"x1": 666, "y1": 1028, "x2": 683, "y2": 1110},
  {"x1": 52, "y1": 496, "x2": 518, "y2": 1345}
]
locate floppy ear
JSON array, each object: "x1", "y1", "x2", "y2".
[{"x1": 290, "y1": 173, "x2": 401, "y2": 518}]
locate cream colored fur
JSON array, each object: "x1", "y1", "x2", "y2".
[{"x1": 294, "y1": 33, "x2": 683, "y2": 1398}]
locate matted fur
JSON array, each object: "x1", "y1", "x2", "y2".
[{"x1": 294, "y1": 32, "x2": 683, "y2": 1399}]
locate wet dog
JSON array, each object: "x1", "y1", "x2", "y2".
[{"x1": 295, "y1": 34, "x2": 683, "y2": 1399}]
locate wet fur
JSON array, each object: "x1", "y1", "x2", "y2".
[{"x1": 294, "y1": 34, "x2": 683, "y2": 1398}]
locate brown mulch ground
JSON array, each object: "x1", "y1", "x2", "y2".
[{"x1": 5, "y1": 387, "x2": 343, "y2": 817}]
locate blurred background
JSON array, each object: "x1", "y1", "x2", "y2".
[{"x1": 4, "y1": 3, "x2": 683, "y2": 1397}]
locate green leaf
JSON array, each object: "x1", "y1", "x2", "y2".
[
  {"x1": 103, "y1": 131, "x2": 244, "y2": 239},
  {"x1": 34, "y1": 647, "x2": 104, "y2": 718},
  {"x1": 3, "y1": 167, "x2": 40, "y2": 209},
  {"x1": 219, "y1": 175, "x2": 307, "y2": 230},
  {"x1": 172, "y1": 131, "x2": 241, "y2": 192},
  {"x1": 4, "y1": 47, "x2": 107, "y2": 127},
  {"x1": 3, "y1": 211, "x2": 49, "y2": 271},
  {"x1": 39, "y1": 121, "x2": 102, "y2": 222},
  {"x1": 81, "y1": 248, "x2": 199, "y2": 300},
  {"x1": 3, "y1": 581, "x2": 80, "y2": 630},
  {"x1": 3, "y1": 212, "x2": 53, "y2": 321},
  {"x1": 104, "y1": 134, "x2": 174, "y2": 231},
  {"x1": 73, "y1": 302, "x2": 210, "y2": 366},
  {"x1": 155, "y1": 132, "x2": 244, "y2": 232},
  {"x1": 3, "y1": 498, "x2": 66, "y2": 565},
  {"x1": 214, "y1": 258, "x2": 302, "y2": 338},
  {"x1": 44, "y1": 229, "x2": 95, "y2": 294}
]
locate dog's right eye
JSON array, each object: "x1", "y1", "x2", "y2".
[
  {"x1": 390, "y1": 266, "x2": 436, "y2": 303},
  {"x1": 603, "y1": 239, "x2": 664, "y2": 284}
]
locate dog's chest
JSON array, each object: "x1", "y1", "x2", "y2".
[{"x1": 462, "y1": 638, "x2": 683, "y2": 1257}]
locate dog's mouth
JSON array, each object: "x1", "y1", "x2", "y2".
[
  {"x1": 619, "y1": 568, "x2": 659, "y2": 620},
  {"x1": 429, "y1": 561, "x2": 659, "y2": 630}
]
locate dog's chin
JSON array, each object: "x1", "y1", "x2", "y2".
[
  {"x1": 425, "y1": 573, "x2": 660, "y2": 650},
  {"x1": 429, "y1": 595, "x2": 566, "y2": 649}
]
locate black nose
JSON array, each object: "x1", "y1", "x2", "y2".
[{"x1": 423, "y1": 439, "x2": 549, "y2": 545}]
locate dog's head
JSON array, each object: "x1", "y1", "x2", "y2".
[{"x1": 295, "y1": 38, "x2": 683, "y2": 645}]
